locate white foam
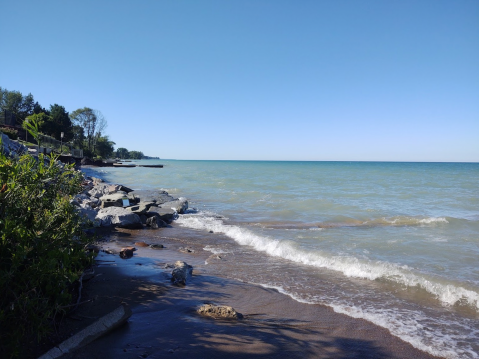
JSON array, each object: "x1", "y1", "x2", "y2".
[
  {"x1": 253, "y1": 282, "x2": 478, "y2": 359},
  {"x1": 176, "y1": 213, "x2": 479, "y2": 312}
]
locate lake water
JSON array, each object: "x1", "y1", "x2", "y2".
[{"x1": 83, "y1": 160, "x2": 479, "y2": 358}]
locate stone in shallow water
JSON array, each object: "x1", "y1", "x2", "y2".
[
  {"x1": 171, "y1": 261, "x2": 193, "y2": 285},
  {"x1": 197, "y1": 304, "x2": 243, "y2": 319}
]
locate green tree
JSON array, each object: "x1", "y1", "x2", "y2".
[
  {"x1": 95, "y1": 135, "x2": 115, "y2": 159},
  {"x1": 0, "y1": 87, "x2": 34, "y2": 124},
  {"x1": 128, "y1": 150, "x2": 144, "y2": 159},
  {"x1": 70, "y1": 108, "x2": 106, "y2": 154},
  {"x1": 47, "y1": 104, "x2": 72, "y2": 141},
  {"x1": 116, "y1": 147, "x2": 129, "y2": 159}
]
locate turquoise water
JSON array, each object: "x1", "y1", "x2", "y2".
[{"x1": 83, "y1": 160, "x2": 479, "y2": 358}]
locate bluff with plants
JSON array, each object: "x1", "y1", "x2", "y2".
[{"x1": 0, "y1": 139, "x2": 94, "y2": 357}]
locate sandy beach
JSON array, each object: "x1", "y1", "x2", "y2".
[{"x1": 37, "y1": 224, "x2": 441, "y2": 359}]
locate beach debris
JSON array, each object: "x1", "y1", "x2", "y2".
[
  {"x1": 197, "y1": 304, "x2": 243, "y2": 319},
  {"x1": 171, "y1": 261, "x2": 193, "y2": 285},
  {"x1": 149, "y1": 244, "x2": 164, "y2": 249},
  {"x1": 120, "y1": 246, "x2": 136, "y2": 259},
  {"x1": 38, "y1": 304, "x2": 132, "y2": 359}
]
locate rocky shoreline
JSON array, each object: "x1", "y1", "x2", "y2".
[
  {"x1": 74, "y1": 175, "x2": 188, "y2": 230},
  {"x1": 34, "y1": 167, "x2": 443, "y2": 358}
]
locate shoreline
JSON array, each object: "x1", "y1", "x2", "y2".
[{"x1": 40, "y1": 171, "x2": 443, "y2": 358}]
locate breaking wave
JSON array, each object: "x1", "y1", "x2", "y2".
[{"x1": 176, "y1": 212, "x2": 479, "y2": 311}]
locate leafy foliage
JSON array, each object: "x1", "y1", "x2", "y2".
[
  {"x1": 0, "y1": 127, "x2": 18, "y2": 140},
  {"x1": 0, "y1": 148, "x2": 94, "y2": 357}
]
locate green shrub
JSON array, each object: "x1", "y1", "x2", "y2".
[
  {"x1": 1, "y1": 127, "x2": 19, "y2": 140},
  {"x1": 0, "y1": 147, "x2": 94, "y2": 357}
]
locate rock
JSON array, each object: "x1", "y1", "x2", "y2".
[
  {"x1": 179, "y1": 247, "x2": 195, "y2": 254},
  {"x1": 96, "y1": 207, "x2": 142, "y2": 228},
  {"x1": 135, "y1": 241, "x2": 149, "y2": 247},
  {"x1": 77, "y1": 207, "x2": 101, "y2": 227},
  {"x1": 119, "y1": 185, "x2": 133, "y2": 193},
  {"x1": 129, "y1": 202, "x2": 155, "y2": 215},
  {"x1": 171, "y1": 261, "x2": 193, "y2": 285},
  {"x1": 197, "y1": 304, "x2": 243, "y2": 319},
  {"x1": 149, "y1": 244, "x2": 164, "y2": 249},
  {"x1": 0, "y1": 133, "x2": 27, "y2": 158},
  {"x1": 146, "y1": 207, "x2": 177, "y2": 224},
  {"x1": 120, "y1": 247, "x2": 136, "y2": 259},
  {"x1": 88, "y1": 183, "x2": 111, "y2": 198},
  {"x1": 99, "y1": 193, "x2": 138, "y2": 208},
  {"x1": 140, "y1": 214, "x2": 147, "y2": 224},
  {"x1": 145, "y1": 214, "x2": 167, "y2": 229},
  {"x1": 161, "y1": 197, "x2": 188, "y2": 214}
]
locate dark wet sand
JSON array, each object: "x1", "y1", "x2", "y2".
[{"x1": 50, "y1": 227, "x2": 441, "y2": 359}]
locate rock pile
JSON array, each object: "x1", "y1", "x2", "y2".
[
  {"x1": 0, "y1": 133, "x2": 27, "y2": 157},
  {"x1": 72, "y1": 175, "x2": 188, "y2": 229}
]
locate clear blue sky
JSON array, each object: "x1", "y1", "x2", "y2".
[{"x1": 1, "y1": 0, "x2": 478, "y2": 161}]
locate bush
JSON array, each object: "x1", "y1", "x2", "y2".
[
  {"x1": 0, "y1": 148, "x2": 94, "y2": 357},
  {"x1": 0, "y1": 127, "x2": 18, "y2": 140}
]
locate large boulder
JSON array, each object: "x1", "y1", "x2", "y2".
[
  {"x1": 99, "y1": 193, "x2": 139, "y2": 208},
  {"x1": 145, "y1": 214, "x2": 167, "y2": 229},
  {"x1": 96, "y1": 207, "x2": 142, "y2": 228},
  {"x1": 77, "y1": 207, "x2": 101, "y2": 227},
  {"x1": 87, "y1": 183, "x2": 111, "y2": 198},
  {"x1": 137, "y1": 190, "x2": 176, "y2": 205},
  {"x1": 171, "y1": 261, "x2": 193, "y2": 285},
  {"x1": 197, "y1": 304, "x2": 243, "y2": 319},
  {"x1": 161, "y1": 197, "x2": 188, "y2": 214},
  {"x1": 146, "y1": 207, "x2": 177, "y2": 223},
  {"x1": 129, "y1": 201, "x2": 155, "y2": 215}
]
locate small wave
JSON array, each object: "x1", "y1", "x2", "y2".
[
  {"x1": 176, "y1": 213, "x2": 479, "y2": 312},
  {"x1": 248, "y1": 216, "x2": 449, "y2": 230},
  {"x1": 254, "y1": 283, "x2": 477, "y2": 359}
]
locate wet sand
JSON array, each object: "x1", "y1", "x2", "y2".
[{"x1": 42, "y1": 225, "x2": 442, "y2": 359}]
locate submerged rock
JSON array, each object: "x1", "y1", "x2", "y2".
[
  {"x1": 120, "y1": 246, "x2": 136, "y2": 259},
  {"x1": 149, "y1": 244, "x2": 164, "y2": 249},
  {"x1": 171, "y1": 261, "x2": 193, "y2": 285},
  {"x1": 197, "y1": 304, "x2": 243, "y2": 319}
]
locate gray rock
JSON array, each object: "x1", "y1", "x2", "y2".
[
  {"x1": 146, "y1": 207, "x2": 177, "y2": 223},
  {"x1": 171, "y1": 261, "x2": 193, "y2": 285},
  {"x1": 197, "y1": 304, "x2": 242, "y2": 319},
  {"x1": 96, "y1": 207, "x2": 142, "y2": 228},
  {"x1": 145, "y1": 214, "x2": 167, "y2": 229},
  {"x1": 99, "y1": 193, "x2": 138, "y2": 208},
  {"x1": 129, "y1": 201, "x2": 155, "y2": 215},
  {"x1": 77, "y1": 207, "x2": 101, "y2": 227},
  {"x1": 161, "y1": 197, "x2": 188, "y2": 214},
  {"x1": 149, "y1": 244, "x2": 164, "y2": 249},
  {"x1": 140, "y1": 214, "x2": 148, "y2": 224},
  {"x1": 0, "y1": 133, "x2": 27, "y2": 158}
]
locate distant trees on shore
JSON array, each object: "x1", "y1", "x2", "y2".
[
  {"x1": 1, "y1": 86, "x2": 151, "y2": 160},
  {"x1": 115, "y1": 147, "x2": 144, "y2": 159}
]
